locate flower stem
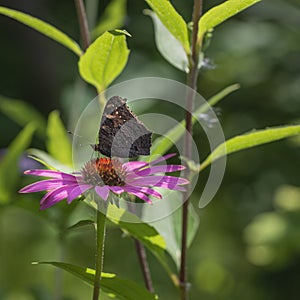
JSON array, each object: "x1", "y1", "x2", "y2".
[
  {"x1": 180, "y1": 1, "x2": 203, "y2": 300},
  {"x1": 134, "y1": 238, "x2": 154, "y2": 293},
  {"x1": 74, "y1": 0, "x2": 91, "y2": 50},
  {"x1": 92, "y1": 208, "x2": 107, "y2": 300}
]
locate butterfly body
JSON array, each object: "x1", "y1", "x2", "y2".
[{"x1": 94, "y1": 96, "x2": 152, "y2": 158}]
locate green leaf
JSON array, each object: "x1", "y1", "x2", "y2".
[
  {"x1": 27, "y1": 149, "x2": 73, "y2": 173},
  {"x1": 67, "y1": 219, "x2": 94, "y2": 231},
  {"x1": 145, "y1": 10, "x2": 189, "y2": 73},
  {"x1": 200, "y1": 125, "x2": 300, "y2": 171},
  {"x1": 0, "y1": 6, "x2": 82, "y2": 56},
  {"x1": 0, "y1": 124, "x2": 35, "y2": 204},
  {"x1": 150, "y1": 84, "x2": 240, "y2": 159},
  {"x1": 198, "y1": 0, "x2": 261, "y2": 43},
  {"x1": 145, "y1": 0, "x2": 190, "y2": 54},
  {"x1": 107, "y1": 204, "x2": 177, "y2": 285},
  {"x1": 173, "y1": 203, "x2": 200, "y2": 249},
  {"x1": 92, "y1": 0, "x2": 127, "y2": 39},
  {"x1": 46, "y1": 111, "x2": 72, "y2": 166},
  {"x1": 33, "y1": 261, "x2": 158, "y2": 300},
  {"x1": 0, "y1": 95, "x2": 46, "y2": 138},
  {"x1": 78, "y1": 30, "x2": 130, "y2": 92},
  {"x1": 149, "y1": 191, "x2": 199, "y2": 268}
]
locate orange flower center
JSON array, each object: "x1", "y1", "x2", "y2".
[{"x1": 81, "y1": 158, "x2": 126, "y2": 186}]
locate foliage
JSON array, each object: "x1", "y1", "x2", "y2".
[{"x1": 1, "y1": 0, "x2": 299, "y2": 299}]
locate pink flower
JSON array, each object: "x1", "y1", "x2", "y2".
[{"x1": 19, "y1": 154, "x2": 189, "y2": 210}]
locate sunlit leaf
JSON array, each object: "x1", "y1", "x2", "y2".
[
  {"x1": 198, "y1": 0, "x2": 261, "y2": 43},
  {"x1": 145, "y1": 10, "x2": 189, "y2": 73},
  {"x1": 0, "y1": 96, "x2": 46, "y2": 138},
  {"x1": 150, "y1": 84, "x2": 240, "y2": 159},
  {"x1": 46, "y1": 111, "x2": 72, "y2": 166},
  {"x1": 149, "y1": 191, "x2": 199, "y2": 269},
  {"x1": 27, "y1": 149, "x2": 73, "y2": 173},
  {"x1": 67, "y1": 219, "x2": 94, "y2": 231},
  {"x1": 33, "y1": 261, "x2": 158, "y2": 300},
  {"x1": 145, "y1": 0, "x2": 190, "y2": 54},
  {"x1": 200, "y1": 125, "x2": 300, "y2": 171},
  {"x1": 107, "y1": 204, "x2": 177, "y2": 285},
  {"x1": 0, "y1": 124, "x2": 35, "y2": 204},
  {"x1": 173, "y1": 203, "x2": 200, "y2": 249},
  {"x1": 0, "y1": 6, "x2": 82, "y2": 56},
  {"x1": 79, "y1": 30, "x2": 130, "y2": 92},
  {"x1": 92, "y1": 0, "x2": 127, "y2": 39}
]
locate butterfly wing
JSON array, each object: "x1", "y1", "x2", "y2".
[{"x1": 96, "y1": 96, "x2": 152, "y2": 158}]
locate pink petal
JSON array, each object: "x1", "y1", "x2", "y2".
[
  {"x1": 124, "y1": 186, "x2": 162, "y2": 199},
  {"x1": 67, "y1": 184, "x2": 92, "y2": 203},
  {"x1": 150, "y1": 182, "x2": 187, "y2": 191},
  {"x1": 127, "y1": 190, "x2": 152, "y2": 204},
  {"x1": 123, "y1": 161, "x2": 148, "y2": 172},
  {"x1": 40, "y1": 185, "x2": 78, "y2": 209},
  {"x1": 134, "y1": 165, "x2": 185, "y2": 177},
  {"x1": 128, "y1": 176, "x2": 189, "y2": 186},
  {"x1": 109, "y1": 186, "x2": 125, "y2": 195},
  {"x1": 19, "y1": 179, "x2": 77, "y2": 193},
  {"x1": 95, "y1": 186, "x2": 110, "y2": 201},
  {"x1": 24, "y1": 169, "x2": 77, "y2": 181}
]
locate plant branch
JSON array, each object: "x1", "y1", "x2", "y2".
[
  {"x1": 134, "y1": 238, "x2": 154, "y2": 293},
  {"x1": 74, "y1": 0, "x2": 91, "y2": 50},
  {"x1": 180, "y1": 1, "x2": 203, "y2": 300},
  {"x1": 92, "y1": 208, "x2": 107, "y2": 300}
]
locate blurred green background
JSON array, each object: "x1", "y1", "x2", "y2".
[{"x1": 1, "y1": 0, "x2": 300, "y2": 299}]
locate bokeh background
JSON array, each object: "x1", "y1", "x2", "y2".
[{"x1": 1, "y1": 0, "x2": 300, "y2": 299}]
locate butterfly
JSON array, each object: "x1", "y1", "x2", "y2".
[{"x1": 93, "y1": 96, "x2": 152, "y2": 158}]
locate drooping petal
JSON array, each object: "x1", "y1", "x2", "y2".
[
  {"x1": 40, "y1": 184, "x2": 78, "y2": 209},
  {"x1": 126, "y1": 189, "x2": 152, "y2": 204},
  {"x1": 109, "y1": 186, "x2": 125, "y2": 195},
  {"x1": 133, "y1": 165, "x2": 185, "y2": 177},
  {"x1": 127, "y1": 175, "x2": 189, "y2": 186},
  {"x1": 67, "y1": 184, "x2": 92, "y2": 203},
  {"x1": 149, "y1": 182, "x2": 187, "y2": 191},
  {"x1": 123, "y1": 161, "x2": 148, "y2": 172},
  {"x1": 95, "y1": 185, "x2": 110, "y2": 201},
  {"x1": 124, "y1": 186, "x2": 162, "y2": 199},
  {"x1": 24, "y1": 169, "x2": 78, "y2": 181},
  {"x1": 19, "y1": 179, "x2": 77, "y2": 193}
]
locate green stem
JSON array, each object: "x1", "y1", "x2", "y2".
[
  {"x1": 92, "y1": 208, "x2": 107, "y2": 300},
  {"x1": 179, "y1": 0, "x2": 203, "y2": 299}
]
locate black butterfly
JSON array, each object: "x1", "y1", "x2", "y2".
[{"x1": 93, "y1": 96, "x2": 152, "y2": 158}]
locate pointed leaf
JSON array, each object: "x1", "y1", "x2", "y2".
[
  {"x1": 67, "y1": 219, "x2": 94, "y2": 231},
  {"x1": 46, "y1": 111, "x2": 72, "y2": 166},
  {"x1": 107, "y1": 204, "x2": 177, "y2": 284},
  {"x1": 0, "y1": 124, "x2": 35, "y2": 204},
  {"x1": 27, "y1": 149, "x2": 73, "y2": 173},
  {"x1": 150, "y1": 84, "x2": 240, "y2": 159},
  {"x1": 92, "y1": 0, "x2": 127, "y2": 39},
  {"x1": 0, "y1": 6, "x2": 82, "y2": 56},
  {"x1": 200, "y1": 125, "x2": 300, "y2": 171},
  {"x1": 149, "y1": 191, "x2": 199, "y2": 268},
  {"x1": 145, "y1": 0, "x2": 190, "y2": 54},
  {"x1": 198, "y1": 0, "x2": 261, "y2": 43},
  {"x1": 145, "y1": 10, "x2": 189, "y2": 72},
  {"x1": 0, "y1": 95, "x2": 46, "y2": 138},
  {"x1": 79, "y1": 30, "x2": 130, "y2": 92},
  {"x1": 34, "y1": 261, "x2": 158, "y2": 300}
]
